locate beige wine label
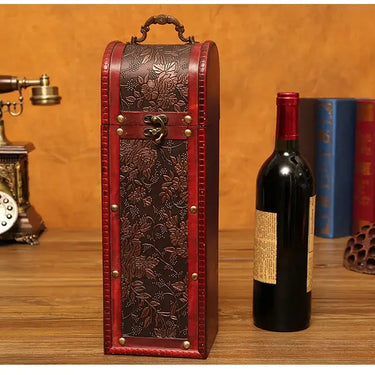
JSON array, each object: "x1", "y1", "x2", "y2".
[
  {"x1": 307, "y1": 195, "x2": 316, "y2": 292},
  {"x1": 254, "y1": 209, "x2": 277, "y2": 284}
]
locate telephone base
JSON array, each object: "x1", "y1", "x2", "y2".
[{"x1": 0, "y1": 204, "x2": 45, "y2": 245}]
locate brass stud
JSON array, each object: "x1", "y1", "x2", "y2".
[
  {"x1": 183, "y1": 341, "x2": 191, "y2": 350},
  {"x1": 117, "y1": 114, "x2": 125, "y2": 123},
  {"x1": 191, "y1": 273, "x2": 198, "y2": 281},
  {"x1": 112, "y1": 270, "x2": 119, "y2": 278},
  {"x1": 111, "y1": 204, "x2": 119, "y2": 212},
  {"x1": 119, "y1": 337, "x2": 126, "y2": 346},
  {"x1": 184, "y1": 129, "x2": 192, "y2": 137},
  {"x1": 184, "y1": 115, "x2": 192, "y2": 124},
  {"x1": 116, "y1": 128, "x2": 124, "y2": 136},
  {"x1": 190, "y1": 205, "x2": 197, "y2": 214}
]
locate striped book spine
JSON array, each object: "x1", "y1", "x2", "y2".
[
  {"x1": 315, "y1": 99, "x2": 356, "y2": 238},
  {"x1": 352, "y1": 100, "x2": 375, "y2": 233}
]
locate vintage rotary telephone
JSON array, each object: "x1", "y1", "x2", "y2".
[{"x1": 0, "y1": 74, "x2": 61, "y2": 244}]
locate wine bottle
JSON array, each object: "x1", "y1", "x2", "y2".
[{"x1": 253, "y1": 92, "x2": 315, "y2": 332}]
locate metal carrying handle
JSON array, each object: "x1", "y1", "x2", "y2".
[{"x1": 130, "y1": 14, "x2": 197, "y2": 44}]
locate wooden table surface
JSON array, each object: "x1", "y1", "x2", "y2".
[{"x1": 0, "y1": 228, "x2": 374, "y2": 364}]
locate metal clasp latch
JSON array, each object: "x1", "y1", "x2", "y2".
[{"x1": 144, "y1": 114, "x2": 168, "y2": 144}]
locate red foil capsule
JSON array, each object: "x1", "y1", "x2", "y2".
[{"x1": 276, "y1": 92, "x2": 299, "y2": 140}]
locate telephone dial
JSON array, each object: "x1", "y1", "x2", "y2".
[
  {"x1": 0, "y1": 186, "x2": 18, "y2": 235},
  {"x1": 0, "y1": 74, "x2": 61, "y2": 245}
]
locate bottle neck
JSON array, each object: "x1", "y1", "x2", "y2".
[
  {"x1": 275, "y1": 103, "x2": 299, "y2": 152},
  {"x1": 275, "y1": 139, "x2": 299, "y2": 152}
]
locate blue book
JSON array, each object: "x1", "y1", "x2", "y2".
[
  {"x1": 299, "y1": 98, "x2": 317, "y2": 173},
  {"x1": 314, "y1": 99, "x2": 357, "y2": 238}
]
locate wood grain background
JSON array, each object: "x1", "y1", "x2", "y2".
[
  {"x1": 1, "y1": 4, "x2": 375, "y2": 229},
  {"x1": 1, "y1": 229, "x2": 374, "y2": 364}
]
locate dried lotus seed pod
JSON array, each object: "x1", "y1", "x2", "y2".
[{"x1": 343, "y1": 223, "x2": 375, "y2": 274}]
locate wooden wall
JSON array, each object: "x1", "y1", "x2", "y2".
[{"x1": 1, "y1": 4, "x2": 375, "y2": 229}]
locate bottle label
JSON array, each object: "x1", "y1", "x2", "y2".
[
  {"x1": 254, "y1": 209, "x2": 277, "y2": 284},
  {"x1": 307, "y1": 195, "x2": 316, "y2": 292}
]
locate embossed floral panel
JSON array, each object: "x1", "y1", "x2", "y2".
[
  {"x1": 119, "y1": 139, "x2": 188, "y2": 339},
  {"x1": 120, "y1": 44, "x2": 191, "y2": 113}
]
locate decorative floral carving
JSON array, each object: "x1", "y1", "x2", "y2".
[
  {"x1": 0, "y1": 155, "x2": 25, "y2": 202},
  {"x1": 120, "y1": 139, "x2": 189, "y2": 339},
  {"x1": 120, "y1": 44, "x2": 191, "y2": 112},
  {"x1": 0, "y1": 163, "x2": 16, "y2": 197}
]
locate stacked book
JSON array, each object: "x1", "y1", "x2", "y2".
[{"x1": 299, "y1": 98, "x2": 375, "y2": 238}]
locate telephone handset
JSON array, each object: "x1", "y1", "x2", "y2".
[{"x1": 0, "y1": 183, "x2": 18, "y2": 235}]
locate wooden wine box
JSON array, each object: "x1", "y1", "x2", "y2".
[{"x1": 101, "y1": 15, "x2": 219, "y2": 358}]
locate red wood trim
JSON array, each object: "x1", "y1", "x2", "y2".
[
  {"x1": 109, "y1": 125, "x2": 121, "y2": 348},
  {"x1": 202, "y1": 42, "x2": 219, "y2": 354},
  {"x1": 197, "y1": 41, "x2": 213, "y2": 358},
  {"x1": 101, "y1": 40, "x2": 120, "y2": 354},
  {"x1": 108, "y1": 42, "x2": 126, "y2": 350},
  {"x1": 101, "y1": 124, "x2": 111, "y2": 353},
  {"x1": 188, "y1": 45, "x2": 200, "y2": 127},
  {"x1": 115, "y1": 111, "x2": 190, "y2": 126},
  {"x1": 187, "y1": 129, "x2": 198, "y2": 352},
  {"x1": 109, "y1": 43, "x2": 127, "y2": 125},
  {"x1": 108, "y1": 347, "x2": 202, "y2": 358},
  {"x1": 115, "y1": 125, "x2": 191, "y2": 140},
  {"x1": 116, "y1": 337, "x2": 186, "y2": 349},
  {"x1": 101, "y1": 41, "x2": 119, "y2": 125},
  {"x1": 187, "y1": 42, "x2": 201, "y2": 354},
  {"x1": 197, "y1": 127, "x2": 207, "y2": 358}
]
